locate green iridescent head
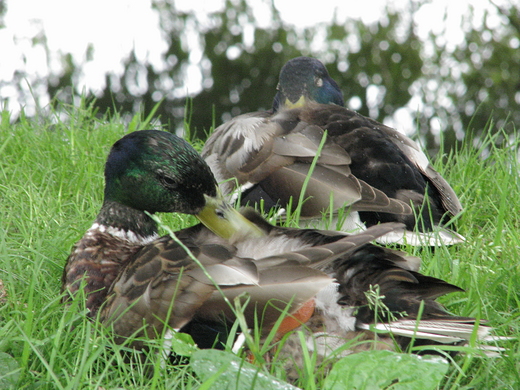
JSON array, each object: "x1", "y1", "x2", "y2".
[
  {"x1": 104, "y1": 130, "x2": 217, "y2": 215},
  {"x1": 272, "y1": 57, "x2": 344, "y2": 111}
]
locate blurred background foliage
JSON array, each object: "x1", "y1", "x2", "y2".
[{"x1": 1, "y1": 0, "x2": 519, "y2": 152}]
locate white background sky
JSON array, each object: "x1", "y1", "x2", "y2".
[{"x1": 0, "y1": 0, "x2": 510, "y2": 122}]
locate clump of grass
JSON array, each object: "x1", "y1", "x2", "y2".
[{"x1": 0, "y1": 101, "x2": 518, "y2": 389}]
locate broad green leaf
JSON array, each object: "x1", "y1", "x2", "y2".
[
  {"x1": 324, "y1": 350, "x2": 449, "y2": 390},
  {"x1": 168, "y1": 331, "x2": 198, "y2": 357},
  {"x1": 191, "y1": 349, "x2": 299, "y2": 390},
  {"x1": 0, "y1": 352, "x2": 20, "y2": 389}
]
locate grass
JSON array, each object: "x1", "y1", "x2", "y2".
[{"x1": 0, "y1": 100, "x2": 519, "y2": 389}]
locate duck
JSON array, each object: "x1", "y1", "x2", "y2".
[
  {"x1": 202, "y1": 56, "x2": 464, "y2": 246},
  {"x1": 61, "y1": 129, "x2": 403, "y2": 347},
  {"x1": 62, "y1": 130, "x2": 502, "y2": 360}
]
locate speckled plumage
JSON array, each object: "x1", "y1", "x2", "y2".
[{"x1": 62, "y1": 223, "x2": 151, "y2": 318}]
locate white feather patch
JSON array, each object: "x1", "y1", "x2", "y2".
[
  {"x1": 88, "y1": 223, "x2": 159, "y2": 245},
  {"x1": 315, "y1": 283, "x2": 357, "y2": 333}
]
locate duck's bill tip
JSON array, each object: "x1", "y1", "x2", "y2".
[{"x1": 197, "y1": 194, "x2": 265, "y2": 240}]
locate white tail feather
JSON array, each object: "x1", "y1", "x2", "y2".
[
  {"x1": 374, "y1": 228, "x2": 465, "y2": 246},
  {"x1": 359, "y1": 319, "x2": 489, "y2": 342},
  {"x1": 357, "y1": 319, "x2": 509, "y2": 355}
]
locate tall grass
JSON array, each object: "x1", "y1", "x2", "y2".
[{"x1": 0, "y1": 101, "x2": 518, "y2": 389}]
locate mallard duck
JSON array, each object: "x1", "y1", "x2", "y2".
[
  {"x1": 202, "y1": 56, "x2": 463, "y2": 246},
  {"x1": 62, "y1": 130, "x2": 502, "y2": 360},
  {"x1": 61, "y1": 129, "x2": 404, "y2": 347}
]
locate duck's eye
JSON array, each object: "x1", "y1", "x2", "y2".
[
  {"x1": 215, "y1": 209, "x2": 225, "y2": 219},
  {"x1": 315, "y1": 77, "x2": 323, "y2": 87},
  {"x1": 160, "y1": 176, "x2": 178, "y2": 189}
]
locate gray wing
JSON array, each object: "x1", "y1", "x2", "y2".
[{"x1": 202, "y1": 108, "x2": 412, "y2": 218}]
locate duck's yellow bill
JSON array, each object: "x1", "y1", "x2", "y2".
[
  {"x1": 197, "y1": 194, "x2": 265, "y2": 241},
  {"x1": 284, "y1": 95, "x2": 307, "y2": 109}
]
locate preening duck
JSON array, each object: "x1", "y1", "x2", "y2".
[
  {"x1": 202, "y1": 56, "x2": 463, "y2": 246},
  {"x1": 60, "y1": 130, "x2": 399, "y2": 346},
  {"x1": 62, "y1": 130, "x2": 502, "y2": 360}
]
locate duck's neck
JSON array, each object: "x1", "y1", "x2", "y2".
[{"x1": 93, "y1": 200, "x2": 159, "y2": 244}]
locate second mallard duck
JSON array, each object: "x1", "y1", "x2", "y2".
[{"x1": 202, "y1": 57, "x2": 463, "y2": 246}]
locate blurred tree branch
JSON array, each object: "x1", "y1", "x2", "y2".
[{"x1": 7, "y1": 0, "x2": 519, "y2": 153}]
